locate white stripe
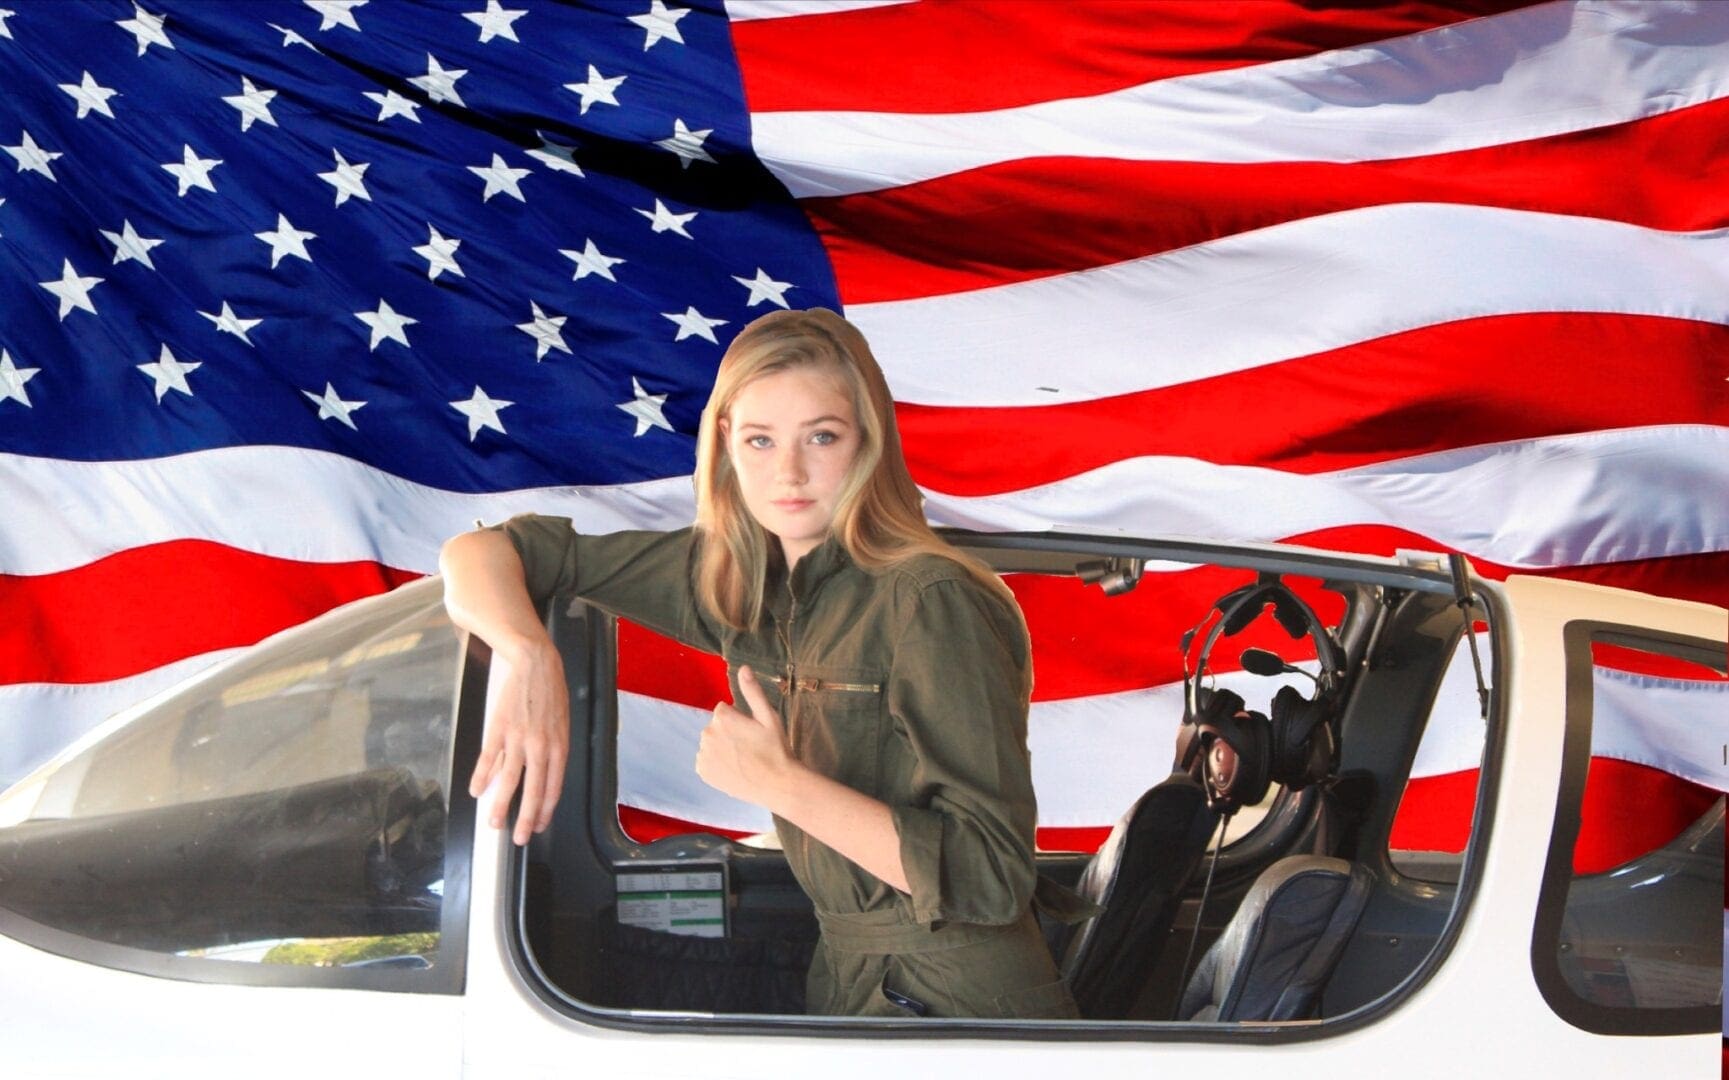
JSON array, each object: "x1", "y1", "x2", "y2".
[
  {"x1": 848, "y1": 205, "x2": 1729, "y2": 407},
  {"x1": 1589, "y1": 667, "x2": 1729, "y2": 792},
  {"x1": 928, "y1": 425, "x2": 1729, "y2": 570},
  {"x1": 4, "y1": 425, "x2": 1723, "y2": 579},
  {"x1": 0, "y1": 649, "x2": 241, "y2": 788},
  {"x1": 752, "y1": 0, "x2": 1729, "y2": 197},
  {"x1": 726, "y1": 0, "x2": 912, "y2": 20}
]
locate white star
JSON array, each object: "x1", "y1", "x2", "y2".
[
  {"x1": 354, "y1": 297, "x2": 417, "y2": 351},
  {"x1": 162, "y1": 144, "x2": 221, "y2": 197},
  {"x1": 199, "y1": 301, "x2": 262, "y2": 347},
  {"x1": 223, "y1": 77, "x2": 278, "y2": 132},
  {"x1": 306, "y1": 0, "x2": 366, "y2": 32},
  {"x1": 450, "y1": 386, "x2": 512, "y2": 441},
  {"x1": 635, "y1": 198, "x2": 696, "y2": 238},
  {"x1": 616, "y1": 376, "x2": 673, "y2": 437},
  {"x1": 100, "y1": 220, "x2": 165, "y2": 270},
  {"x1": 117, "y1": 3, "x2": 173, "y2": 56},
  {"x1": 318, "y1": 148, "x2": 371, "y2": 206},
  {"x1": 59, "y1": 71, "x2": 120, "y2": 120},
  {"x1": 38, "y1": 259, "x2": 103, "y2": 321},
  {"x1": 364, "y1": 89, "x2": 421, "y2": 123},
  {"x1": 516, "y1": 301, "x2": 570, "y2": 361},
  {"x1": 137, "y1": 343, "x2": 200, "y2": 403},
  {"x1": 663, "y1": 305, "x2": 726, "y2": 344},
  {"x1": 412, "y1": 224, "x2": 463, "y2": 280},
  {"x1": 267, "y1": 22, "x2": 320, "y2": 51},
  {"x1": 469, "y1": 153, "x2": 530, "y2": 202},
  {"x1": 0, "y1": 350, "x2": 40, "y2": 407},
  {"x1": 409, "y1": 54, "x2": 467, "y2": 107},
  {"x1": 564, "y1": 65, "x2": 625, "y2": 114},
  {"x1": 628, "y1": 0, "x2": 689, "y2": 50},
  {"x1": 526, "y1": 131, "x2": 582, "y2": 176},
  {"x1": 5, "y1": 131, "x2": 62, "y2": 182},
  {"x1": 255, "y1": 213, "x2": 316, "y2": 268},
  {"x1": 0, "y1": 9, "x2": 14, "y2": 40},
  {"x1": 654, "y1": 118, "x2": 714, "y2": 169},
  {"x1": 734, "y1": 267, "x2": 794, "y2": 309},
  {"x1": 464, "y1": 0, "x2": 526, "y2": 43},
  {"x1": 303, "y1": 382, "x2": 366, "y2": 430},
  {"x1": 559, "y1": 238, "x2": 624, "y2": 282}
]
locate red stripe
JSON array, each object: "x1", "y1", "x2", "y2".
[
  {"x1": 615, "y1": 526, "x2": 1728, "y2": 709},
  {"x1": 808, "y1": 96, "x2": 1729, "y2": 304},
  {"x1": 1390, "y1": 761, "x2": 1722, "y2": 874},
  {"x1": 898, "y1": 314, "x2": 1729, "y2": 496},
  {"x1": 0, "y1": 540, "x2": 418, "y2": 685},
  {"x1": 733, "y1": 0, "x2": 1536, "y2": 115}
]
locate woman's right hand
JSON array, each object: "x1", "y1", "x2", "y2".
[
  {"x1": 469, "y1": 632, "x2": 570, "y2": 846},
  {"x1": 440, "y1": 528, "x2": 572, "y2": 846}
]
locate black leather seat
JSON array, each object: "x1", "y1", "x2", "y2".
[
  {"x1": 1054, "y1": 771, "x2": 1219, "y2": 1019},
  {"x1": 1177, "y1": 855, "x2": 1371, "y2": 1022}
]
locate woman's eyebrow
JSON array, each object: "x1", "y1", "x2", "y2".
[{"x1": 736, "y1": 415, "x2": 851, "y2": 431}]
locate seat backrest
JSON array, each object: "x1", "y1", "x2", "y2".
[
  {"x1": 1057, "y1": 771, "x2": 1218, "y2": 1019},
  {"x1": 1177, "y1": 855, "x2": 1372, "y2": 1022}
]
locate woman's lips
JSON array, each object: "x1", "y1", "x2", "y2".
[{"x1": 772, "y1": 499, "x2": 814, "y2": 511}]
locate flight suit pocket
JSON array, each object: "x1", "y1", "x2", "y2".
[
  {"x1": 775, "y1": 668, "x2": 884, "y2": 790},
  {"x1": 991, "y1": 977, "x2": 1082, "y2": 1020}
]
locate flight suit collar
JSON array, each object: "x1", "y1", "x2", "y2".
[{"x1": 766, "y1": 531, "x2": 853, "y2": 619}]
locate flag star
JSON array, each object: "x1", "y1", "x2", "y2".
[
  {"x1": 162, "y1": 144, "x2": 221, "y2": 197},
  {"x1": 464, "y1": 0, "x2": 526, "y2": 43},
  {"x1": 412, "y1": 224, "x2": 463, "y2": 281},
  {"x1": 306, "y1": 0, "x2": 366, "y2": 32},
  {"x1": 318, "y1": 148, "x2": 371, "y2": 206},
  {"x1": 516, "y1": 301, "x2": 570, "y2": 361},
  {"x1": 100, "y1": 219, "x2": 165, "y2": 270},
  {"x1": 117, "y1": 3, "x2": 173, "y2": 55},
  {"x1": 628, "y1": 0, "x2": 689, "y2": 50},
  {"x1": 38, "y1": 259, "x2": 104, "y2": 320},
  {"x1": 303, "y1": 382, "x2": 366, "y2": 429},
  {"x1": 616, "y1": 377, "x2": 673, "y2": 437},
  {"x1": 0, "y1": 350, "x2": 40, "y2": 407},
  {"x1": 255, "y1": 213, "x2": 316, "y2": 268},
  {"x1": 560, "y1": 238, "x2": 624, "y2": 282},
  {"x1": 354, "y1": 298, "x2": 417, "y2": 351},
  {"x1": 409, "y1": 54, "x2": 468, "y2": 107},
  {"x1": 267, "y1": 22, "x2": 320, "y2": 51},
  {"x1": 734, "y1": 267, "x2": 794, "y2": 309},
  {"x1": 0, "y1": 9, "x2": 14, "y2": 40},
  {"x1": 564, "y1": 64, "x2": 625, "y2": 114},
  {"x1": 663, "y1": 306, "x2": 726, "y2": 344},
  {"x1": 654, "y1": 118, "x2": 715, "y2": 169},
  {"x1": 59, "y1": 71, "x2": 120, "y2": 120},
  {"x1": 223, "y1": 77, "x2": 278, "y2": 132},
  {"x1": 137, "y1": 343, "x2": 200, "y2": 403},
  {"x1": 5, "y1": 130, "x2": 62, "y2": 182},
  {"x1": 526, "y1": 131, "x2": 582, "y2": 176},
  {"x1": 450, "y1": 386, "x2": 512, "y2": 441},
  {"x1": 635, "y1": 198, "x2": 696, "y2": 238},
  {"x1": 469, "y1": 153, "x2": 530, "y2": 203},
  {"x1": 199, "y1": 301, "x2": 262, "y2": 346},
  {"x1": 364, "y1": 89, "x2": 421, "y2": 123}
]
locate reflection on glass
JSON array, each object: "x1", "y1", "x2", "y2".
[{"x1": 0, "y1": 581, "x2": 460, "y2": 975}]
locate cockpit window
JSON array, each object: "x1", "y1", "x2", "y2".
[{"x1": 0, "y1": 582, "x2": 462, "y2": 988}]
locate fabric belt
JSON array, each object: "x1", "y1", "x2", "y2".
[{"x1": 816, "y1": 907, "x2": 1026, "y2": 955}]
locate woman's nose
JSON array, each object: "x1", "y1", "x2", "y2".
[{"x1": 774, "y1": 444, "x2": 806, "y2": 484}]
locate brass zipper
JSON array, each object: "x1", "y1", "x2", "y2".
[{"x1": 768, "y1": 676, "x2": 882, "y2": 694}]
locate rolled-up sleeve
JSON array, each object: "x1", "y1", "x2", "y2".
[
  {"x1": 887, "y1": 576, "x2": 1038, "y2": 926},
  {"x1": 488, "y1": 513, "x2": 721, "y2": 654}
]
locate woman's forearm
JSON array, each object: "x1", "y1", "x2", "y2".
[
  {"x1": 438, "y1": 529, "x2": 548, "y2": 661},
  {"x1": 769, "y1": 765, "x2": 911, "y2": 894}
]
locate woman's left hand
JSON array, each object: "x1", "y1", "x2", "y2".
[{"x1": 696, "y1": 665, "x2": 798, "y2": 806}]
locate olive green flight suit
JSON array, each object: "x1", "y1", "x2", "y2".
[{"x1": 495, "y1": 514, "x2": 1093, "y2": 1019}]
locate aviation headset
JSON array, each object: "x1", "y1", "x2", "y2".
[{"x1": 1175, "y1": 576, "x2": 1347, "y2": 813}]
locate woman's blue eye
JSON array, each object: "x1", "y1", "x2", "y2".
[
  {"x1": 747, "y1": 435, "x2": 772, "y2": 449},
  {"x1": 810, "y1": 430, "x2": 837, "y2": 445}
]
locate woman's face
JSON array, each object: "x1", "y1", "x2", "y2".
[{"x1": 722, "y1": 365, "x2": 860, "y2": 570}]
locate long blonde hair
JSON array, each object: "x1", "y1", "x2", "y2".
[{"x1": 693, "y1": 308, "x2": 1016, "y2": 631}]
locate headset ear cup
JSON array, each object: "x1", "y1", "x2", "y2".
[
  {"x1": 1237, "y1": 709, "x2": 1272, "y2": 807},
  {"x1": 1269, "y1": 685, "x2": 1306, "y2": 786}
]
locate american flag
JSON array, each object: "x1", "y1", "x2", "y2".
[{"x1": 0, "y1": 0, "x2": 1723, "y2": 887}]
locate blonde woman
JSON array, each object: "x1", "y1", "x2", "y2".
[{"x1": 441, "y1": 308, "x2": 1087, "y2": 1018}]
